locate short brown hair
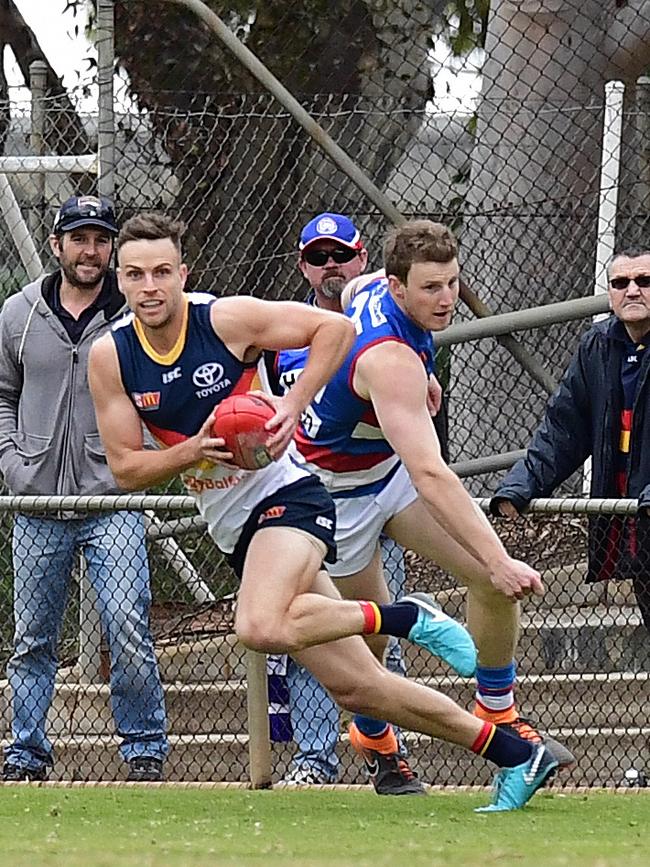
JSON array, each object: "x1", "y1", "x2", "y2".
[
  {"x1": 117, "y1": 212, "x2": 186, "y2": 256},
  {"x1": 383, "y1": 220, "x2": 458, "y2": 284}
]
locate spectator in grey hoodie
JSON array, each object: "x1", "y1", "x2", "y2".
[{"x1": 0, "y1": 195, "x2": 168, "y2": 782}]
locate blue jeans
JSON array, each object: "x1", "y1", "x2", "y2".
[
  {"x1": 5, "y1": 512, "x2": 169, "y2": 770},
  {"x1": 287, "y1": 538, "x2": 407, "y2": 780}
]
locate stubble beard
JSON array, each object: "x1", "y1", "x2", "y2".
[
  {"x1": 60, "y1": 258, "x2": 108, "y2": 292},
  {"x1": 319, "y1": 275, "x2": 346, "y2": 300}
]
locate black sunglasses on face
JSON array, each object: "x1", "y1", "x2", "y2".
[
  {"x1": 609, "y1": 274, "x2": 650, "y2": 291},
  {"x1": 302, "y1": 247, "x2": 358, "y2": 267}
]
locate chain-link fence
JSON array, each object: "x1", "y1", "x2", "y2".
[
  {"x1": 1, "y1": 2, "x2": 649, "y2": 465},
  {"x1": 0, "y1": 0, "x2": 648, "y2": 786},
  {"x1": 110, "y1": 0, "x2": 650, "y2": 468},
  {"x1": 0, "y1": 499, "x2": 646, "y2": 785}
]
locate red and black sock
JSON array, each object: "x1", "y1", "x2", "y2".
[
  {"x1": 359, "y1": 600, "x2": 418, "y2": 638},
  {"x1": 472, "y1": 721, "x2": 533, "y2": 768}
]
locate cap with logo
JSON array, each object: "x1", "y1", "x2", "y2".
[
  {"x1": 299, "y1": 213, "x2": 363, "y2": 251},
  {"x1": 53, "y1": 195, "x2": 118, "y2": 235}
]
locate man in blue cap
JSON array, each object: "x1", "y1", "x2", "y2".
[
  {"x1": 268, "y1": 213, "x2": 424, "y2": 794},
  {"x1": 296, "y1": 212, "x2": 369, "y2": 312},
  {"x1": 0, "y1": 195, "x2": 168, "y2": 782},
  {"x1": 271, "y1": 215, "x2": 574, "y2": 799}
]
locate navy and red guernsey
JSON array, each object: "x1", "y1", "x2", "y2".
[
  {"x1": 616, "y1": 336, "x2": 648, "y2": 495},
  {"x1": 276, "y1": 277, "x2": 435, "y2": 498},
  {"x1": 112, "y1": 292, "x2": 307, "y2": 553},
  {"x1": 600, "y1": 327, "x2": 648, "y2": 580}
]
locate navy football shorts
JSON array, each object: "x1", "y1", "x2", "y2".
[{"x1": 227, "y1": 475, "x2": 337, "y2": 578}]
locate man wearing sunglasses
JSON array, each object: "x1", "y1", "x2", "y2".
[
  {"x1": 492, "y1": 248, "x2": 650, "y2": 631},
  {"x1": 297, "y1": 213, "x2": 369, "y2": 311},
  {"x1": 268, "y1": 214, "x2": 424, "y2": 794}
]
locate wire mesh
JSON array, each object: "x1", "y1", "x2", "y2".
[
  {"x1": 0, "y1": 500, "x2": 645, "y2": 784},
  {"x1": 0, "y1": 0, "x2": 647, "y2": 787}
]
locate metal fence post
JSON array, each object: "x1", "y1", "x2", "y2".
[
  {"x1": 96, "y1": 0, "x2": 115, "y2": 199},
  {"x1": 0, "y1": 175, "x2": 43, "y2": 282},
  {"x1": 77, "y1": 0, "x2": 113, "y2": 679},
  {"x1": 583, "y1": 80, "x2": 625, "y2": 494},
  {"x1": 144, "y1": 511, "x2": 216, "y2": 604},
  {"x1": 245, "y1": 649, "x2": 272, "y2": 788},
  {"x1": 29, "y1": 60, "x2": 47, "y2": 259},
  {"x1": 77, "y1": 557, "x2": 103, "y2": 684}
]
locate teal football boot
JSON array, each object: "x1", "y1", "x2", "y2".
[
  {"x1": 475, "y1": 744, "x2": 558, "y2": 813},
  {"x1": 398, "y1": 592, "x2": 477, "y2": 677}
]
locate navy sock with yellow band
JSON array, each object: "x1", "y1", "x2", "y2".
[
  {"x1": 472, "y1": 721, "x2": 533, "y2": 767},
  {"x1": 359, "y1": 600, "x2": 419, "y2": 638}
]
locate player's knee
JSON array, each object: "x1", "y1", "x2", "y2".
[
  {"x1": 235, "y1": 612, "x2": 288, "y2": 653},
  {"x1": 332, "y1": 685, "x2": 380, "y2": 717},
  {"x1": 236, "y1": 625, "x2": 278, "y2": 654}
]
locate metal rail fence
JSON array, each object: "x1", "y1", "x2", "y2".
[{"x1": 0, "y1": 496, "x2": 645, "y2": 786}]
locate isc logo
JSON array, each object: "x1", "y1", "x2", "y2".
[{"x1": 162, "y1": 366, "x2": 182, "y2": 384}]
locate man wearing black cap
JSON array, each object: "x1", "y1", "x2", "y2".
[{"x1": 0, "y1": 195, "x2": 168, "y2": 782}]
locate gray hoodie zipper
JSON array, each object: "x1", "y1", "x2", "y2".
[
  {"x1": 12, "y1": 287, "x2": 128, "y2": 497},
  {"x1": 58, "y1": 343, "x2": 79, "y2": 495}
]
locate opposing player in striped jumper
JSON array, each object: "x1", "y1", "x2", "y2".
[{"x1": 281, "y1": 218, "x2": 574, "y2": 778}]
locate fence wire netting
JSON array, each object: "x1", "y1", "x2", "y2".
[
  {"x1": 0, "y1": 502, "x2": 646, "y2": 785},
  {"x1": 0, "y1": 0, "x2": 647, "y2": 786}
]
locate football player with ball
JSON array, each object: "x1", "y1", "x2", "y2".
[{"x1": 89, "y1": 212, "x2": 557, "y2": 811}]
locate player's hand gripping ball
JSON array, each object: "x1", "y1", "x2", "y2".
[{"x1": 211, "y1": 393, "x2": 276, "y2": 470}]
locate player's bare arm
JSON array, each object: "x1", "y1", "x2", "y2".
[
  {"x1": 88, "y1": 335, "x2": 233, "y2": 490},
  {"x1": 211, "y1": 296, "x2": 355, "y2": 456},
  {"x1": 426, "y1": 372, "x2": 442, "y2": 416},
  {"x1": 340, "y1": 269, "x2": 385, "y2": 310},
  {"x1": 353, "y1": 341, "x2": 543, "y2": 601}
]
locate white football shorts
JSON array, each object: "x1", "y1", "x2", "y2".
[{"x1": 328, "y1": 462, "x2": 418, "y2": 578}]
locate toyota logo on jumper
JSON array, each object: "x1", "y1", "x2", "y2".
[{"x1": 192, "y1": 362, "x2": 232, "y2": 398}]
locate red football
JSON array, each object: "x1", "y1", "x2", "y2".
[{"x1": 211, "y1": 393, "x2": 276, "y2": 470}]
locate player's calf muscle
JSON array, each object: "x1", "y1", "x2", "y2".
[
  {"x1": 286, "y1": 594, "x2": 371, "y2": 651},
  {"x1": 234, "y1": 610, "x2": 291, "y2": 653},
  {"x1": 320, "y1": 660, "x2": 391, "y2": 715},
  {"x1": 233, "y1": 587, "x2": 330, "y2": 652},
  {"x1": 363, "y1": 631, "x2": 389, "y2": 661}
]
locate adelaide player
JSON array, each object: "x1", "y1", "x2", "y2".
[
  {"x1": 88, "y1": 212, "x2": 558, "y2": 811},
  {"x1": 280, "y1": 218, "x2": 575, "y2": 774}
]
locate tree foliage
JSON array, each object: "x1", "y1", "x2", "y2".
[{"x1": 67, "y1": 1, "x2": 446, "y2": 292}]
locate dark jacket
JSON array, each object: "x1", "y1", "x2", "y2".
[
  {"x1": 0, "y1": 270, "x2": 127, "y2": 496},
  {"x1": 491, "y1": 316, "x2": 650, "y2": 583}
]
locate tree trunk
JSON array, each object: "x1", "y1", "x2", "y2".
[
  {"x1": 0, "y1": 39, "x2": 9, "y2": 155},
  {"x1": 110, "y1": 0, "x2": 438, "y2": 293},
  {"x1": 449, "y1": 0, "x2": 610, "y2": 473},
  {"x1": 617, "y1": 80, "x2": 650, "y2": 249},
  {"x1": 0, "y1": 0, "x2": 91, "y2": 156}
]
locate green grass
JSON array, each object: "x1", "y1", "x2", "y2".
[{"x1": 0, "y1": 788, "x2": 648, "y2": 867}]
